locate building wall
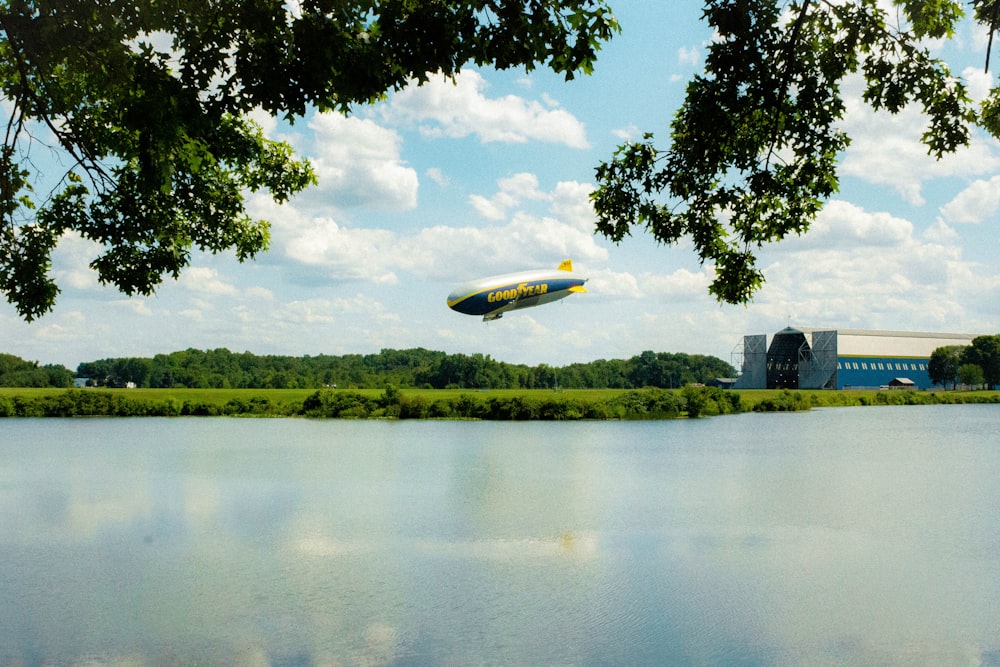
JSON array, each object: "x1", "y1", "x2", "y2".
[
  {"x1": 836, "y1": 355, "x2": 931, "y2": 389},
  {"x1": 733, "y1": 334, "x2": 766, "y2": 389},
  {"x1": 735, "y1": 328, "x2": 980, "y2": 390}
]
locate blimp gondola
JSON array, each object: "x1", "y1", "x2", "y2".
[{"x1": 447, "y1": 259, "x2": 588, "y2": 321}]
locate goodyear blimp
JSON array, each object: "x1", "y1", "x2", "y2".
[{"x1": 447, "y1": 259, "x2": 588, "y2": 321}]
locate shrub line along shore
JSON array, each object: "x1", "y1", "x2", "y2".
[{"x1": 0, "y1": 386, "x2": 997, "y2": 420}]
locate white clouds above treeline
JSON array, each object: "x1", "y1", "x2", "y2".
[{"x1": 5, "y1": 10, "x2": 1000, "y2": 370}]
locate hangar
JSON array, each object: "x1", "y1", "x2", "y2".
[{"x1": 732, "y1": 327, "x2": 979, "y2": 390}]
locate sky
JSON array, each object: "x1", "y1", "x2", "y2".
[{"x1": 4, "y1": 3, "x2": 1000, "y2": 372}]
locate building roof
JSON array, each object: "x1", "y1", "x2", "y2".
[{"x1": 788, "y1": 327, "x2": 980, "y2": 357}]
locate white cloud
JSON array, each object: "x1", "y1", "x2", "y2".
[
  {"x1": 940, "y1": 175, "x2": 1000, "y2": 224},
  {"x1": 306, "y1": 113, "x2": 418, "y2": 211},
  {"x1": 548, "y1": 181, "x2": 598, "y2": 233},
  {"x1": 584, "y1": 268, "x2": 640, "y2": 298},
  {"x1": 280, "y1": 213, "x2": 401, "y2": 284},
  {"x1": 838, "y1": 75, "x2": 1000, "y2": 205},
  {"x1": 469, "y1": 172, "x2": 545, "y2": 219},
  {"x1": 425, "y1": 167, "x2": 449, "y2": 187},
  {"x1": 419, "y1": 176, "x2": 606, "y2": 279},
  {"x1": 584, "y1": 266, "x2": 712, "y2": 302},
  {"x1": 748, "y1": 198, "x2": 991, "y2": 333},
  {"x1": 52, "y1": 233, "x2": 102, "y2": 292},
  {"x1": 111, "y1": 299, "x2": 153, "y2": 316},
  {"x1": 807, "y1": 200, "x2": 914, "y2": 247},
  {"x1": 417, "y1": 211, "x2": 606, "y2": 281},
  {"x1": 382, "y1": 70, "x2": 589, "y2": 148},
  {"x1": 611, "y1": 124, "x2": 639, "y2": 141},
  {"x1": 274, "y1": 299, "x2": 337, "y2": 325},
  {"x1": 961, "y1": 66, "x2": 994, "y2": 104},
  {"x1": 469, "y1": 174, "x2": 595, "y2": 233},
  {"x1": 643, "y1": 267, "x2": 715, "y2": 300},
  {"x1": 179, "y1": 267, "x2": 239, "y2": 296},
  {"x1": 924, "y1": 218, "x2": 959, "y2": 243},
  {"x1": 247, "y1": 107, "x2": 279, "y2": 136},
  {"x1": 252, "y1": 173, "x2": 605, "y2": 288},
  {"x1": 26, "y1": 311, "x2": 87, "y2": 345},
  {"x1": 677, "y1": 45, "x2": 701, "y2": 66}
]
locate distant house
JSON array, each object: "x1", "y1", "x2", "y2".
[
  {"x1": 73, "y1": 378, "x2": 90, "y2": 388},
  {"x1": 888, "y1": 377, "x2": 915, "y2": 389}
]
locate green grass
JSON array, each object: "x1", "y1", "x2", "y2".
[
  {"x1": 0, "y1": 386, "x2": 315, "y2": 403},
  {"x1": 2, "y1": 386, "x2": 997, "y2": 405},
  {"x1": 2, "y1": 386, "x2": 998, "y2": 419},
  {"x1": 0, "y1": 386, "x2": 645, "y2": 403}
]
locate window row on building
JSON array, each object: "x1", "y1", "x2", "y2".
[{"x1": 837, "y1": 359, "x2": 927, "y2": 372}]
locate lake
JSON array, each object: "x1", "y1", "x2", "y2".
[{"x1": 1, "y1": 405, "x2": 999, "y2": 665}]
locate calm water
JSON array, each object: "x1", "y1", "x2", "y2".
[{"x1": 1, "y1": 405, "x2": 999, "y2": 665}]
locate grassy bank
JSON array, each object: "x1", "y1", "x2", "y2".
[{"x1": 1, "y1": 386, "x2": 998, "y2": 419}]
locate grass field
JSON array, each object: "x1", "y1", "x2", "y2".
[{"x1": 2, "y1": 385, "x2": 998, "y2": 413}]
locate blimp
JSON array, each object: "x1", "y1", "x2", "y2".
[{"x1": 447, "y1": 259, "x2": 588, "y2": 321}]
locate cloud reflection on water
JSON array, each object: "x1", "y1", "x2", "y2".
[{"x1": 1, "y1": 414, "x2": 999, "y2": 665}]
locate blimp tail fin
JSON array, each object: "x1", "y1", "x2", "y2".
[
  {"x1": 569, "y1": 285, "x2": 587, "y2": 293},
  {"x1": 558, "y1": 259, "x2": 573, "y2": 272}
]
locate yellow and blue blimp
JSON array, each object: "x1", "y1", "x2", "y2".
[{"x1": 447, "y1": 259, "x2": 588, "y2": 321}]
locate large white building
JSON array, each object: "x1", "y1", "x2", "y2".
[{"x1": 733, "y1": 327, "x2": 980, "y2": 390}]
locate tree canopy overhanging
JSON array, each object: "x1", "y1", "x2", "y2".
[
  {"x1": 592, "y1": 0, "x2": 996, "y2": 304},
  {"x1": 5, "y1": 1, "x2": 999, "y2": 319},
  {"x1": 0, "y1": 0, "x2": 618, "y2": 320}
]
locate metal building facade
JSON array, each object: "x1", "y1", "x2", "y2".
[{"x1": 733, "y1": 328, "x2": 978, "y2": 390}]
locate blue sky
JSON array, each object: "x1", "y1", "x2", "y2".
[{"x1": 4, "y1": 3, "x2": 1000, "y2": 371}]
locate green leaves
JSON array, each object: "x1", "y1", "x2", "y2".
[
  {"x1": 0, "y1": 0, "x2": 617, "y2": 319},
  {"x1": 592, "y1": 0, "x2": 976, "y2": 304},
  {"x1": 0, "y1": 224, "x2": 60, "y2": 321},
  {"x1": 898, "y1": 0, "x2": 964, "y2": 38}
]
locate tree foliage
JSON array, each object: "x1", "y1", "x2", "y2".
[
  {"x1": 592, "y1": 0, "x2": 984, "y2": 303},
  {"x1": 928, "y1": 345, "x2": 964, "y2": 389},
  {"x1": 0, "y1": 0, "x2": 618, "y2": 319},
  {"x1": 0, "y1": 352, "x2": 71, "y2": 386},
  {"x1": 930, "y1": 335, "x2": 1000, "y2": 389},
  {"x1": 957, "y1": 362, "x2": 985, "y2": 388},
  {"x1": 962, "y1": 334, "x2": 1000, "y2": 389},
  {"x1": 71, "y1": 346, "x2": 735, "y2": 390}
]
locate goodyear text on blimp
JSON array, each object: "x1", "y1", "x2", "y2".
[{"x1": 487, "y1": 282, "x2": 548, "y2": 303}]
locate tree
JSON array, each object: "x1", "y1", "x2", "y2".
[
  {"x1": 592, "y1": 0, "x2": 986, "y2": 303},
  {"x1": 962, "y1": 334, "x2": 1000, "y2": 389},
  {"x1": 957, "y1": 363, "x2": 985, "y2": 389},
  {"x1": 928, "y1": 345, "x2": 965, "y2": 389},
  {"x1": 1, "y1": 0, "x2": 619, "y2": 320},
  {"x1": 0, "y1": 352, "x2": 71, "y2": 386}
]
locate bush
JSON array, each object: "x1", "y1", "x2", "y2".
[
  {"x1": 751, "y1": 390, "x2": 811, "y2": 412},
  {"x1": 301, "y1": 389, "x2": 377, "y2": 418}
]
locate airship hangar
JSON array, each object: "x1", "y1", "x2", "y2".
[{"x1": 732, "y1": 327, "x2": 980, "y2": 390}]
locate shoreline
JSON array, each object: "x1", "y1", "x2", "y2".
[{"x1": 1, "y1": 387, "x2": 998, "y2": 420}]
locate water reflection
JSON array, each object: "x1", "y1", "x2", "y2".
[{"x1": 1, "y1": 408, "x2": 999, "y2": 664}]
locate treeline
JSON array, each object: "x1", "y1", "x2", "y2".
[
  {"x1": 74, "y1": 348, "x2": 736, "y2": 390},
  {"x1": 0, "y1": 354, "x2": 74, "y2": 388},
  {"x1": 929, "y1": 334, "x2": 1000, "y2": 389}
]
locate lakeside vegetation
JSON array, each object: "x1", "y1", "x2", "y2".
[
  {"x1": 3, "y1": 347, "x2": 736, "y2": 391},
  {"x1": 1, "y1": 386, "x2": 997, "y2": 420},
  {"x1": 4, "y1": 344, "x2": 998, "y2": 420},
  {"x1": 73, "y1": 347, "x2": 735, "y2": 390}
]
